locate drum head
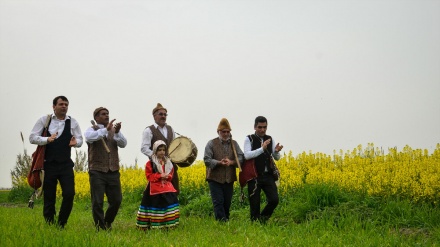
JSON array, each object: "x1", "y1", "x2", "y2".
[{"x1": 168, "y1": 136, "x2": 193, "y2": 163}]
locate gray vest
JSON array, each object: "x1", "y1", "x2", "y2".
[{"x1": 206, "y1": 138, "x2": 237, "y2": 183}]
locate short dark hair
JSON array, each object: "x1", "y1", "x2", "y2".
[
  {"x1": 254, "y1": 116, "x2": 267, "y2": 127},
  {"x1": 53, "y1": 96, "x2": 69, "y2": 106}
]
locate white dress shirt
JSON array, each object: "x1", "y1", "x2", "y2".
[
  {"x1": 84, "y1": 124, "x2": 127, "y2": 148},
  {"x1": 29, "y1": 114, "x2": 83, "y2": 147},
  {"x1": 243, "y1": 134, "x2": 281, "y2": 161}
]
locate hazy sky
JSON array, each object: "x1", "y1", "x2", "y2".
[{"x1": 1, "y1": 0, "x2": 439, "y2": 188}]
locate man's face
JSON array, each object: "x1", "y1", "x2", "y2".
[
  {"x1": 218, "y1": 129, "x2": 231, "y2": 141},
  {"x1": 254, "y1": 122, "x2": 267, "y2": 136},
  {"x1": 53, "y1": 98, "x2": 69, "y2": 117},
  {"x1": 95, "y1": 110, "x2": 109, "y2": 126},
  {"x1": 154, "y1": 109, "x2": 168, "y2": 127}
]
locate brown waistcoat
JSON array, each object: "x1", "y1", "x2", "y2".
[
  {"x1": 149, "y1": 125, "x2": 174, "y2": 154},
  {"x1": 206, "y1": 138, "x2": 237, "y2": 183},
  {"x1": 87, "y1": 129, "x2": 120, "y2": 172}
]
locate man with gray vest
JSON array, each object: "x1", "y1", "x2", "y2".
[
  {"x1": 141, "y1": 103, "x2": 180, "y2": 194},
  {"x1": 85, "y1": 107, "x2": 127, "y2": 230},
  {"x1": 204, "y1": 118, "x2": 244, "y2": 221}
]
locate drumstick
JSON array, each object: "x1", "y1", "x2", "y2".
[
  {"x1": 230, "y1": 137, "x2": 242, "y2": 172},
  {"x1": 168, "y1": 142, "x2": 181, "y2": 156},
  {"x1": 91, "y1": 120, "x2": 110, "y2": 153},
  {"x1": 168, "y1": 132, "x2": 183, "y2": 155}
]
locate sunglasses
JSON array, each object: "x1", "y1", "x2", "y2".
[
  {"x1": 157, "y1": 113, "x2": 168, "y2": 117},
  {"x1": 257, "y1": 126, "x2": 267, "y2": 129}
]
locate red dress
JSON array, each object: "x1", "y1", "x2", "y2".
[{"x1": 136, "y1": 160, "x2": 179, "y2": 229}]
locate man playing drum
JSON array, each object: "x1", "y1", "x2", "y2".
[
  {"x1": 203, "y1": 118, "x2": 244, "y2": 222},
  {"x1": 141, "y1": 103, "x2": 180, "y2": 194}
]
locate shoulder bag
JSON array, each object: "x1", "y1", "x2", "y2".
[{"x1": 27, "y1": 114, "x2": 51, "y2": 190}]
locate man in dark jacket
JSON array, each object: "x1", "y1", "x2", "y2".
[{"x1": 243, "y1": 116, "x2": 283, "y2": 222}]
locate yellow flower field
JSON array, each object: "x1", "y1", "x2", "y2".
[{"x1": 60, "y1": 144, "x2": 440, "y2": 204}]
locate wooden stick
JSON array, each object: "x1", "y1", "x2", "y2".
[
  {"x1": 231, "y1": 138, "x2": 242, "y2": 172},
  {"x1": 91, "y1": 120, "x2": 110, "y2": 153}
]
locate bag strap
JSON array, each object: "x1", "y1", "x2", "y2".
[
  {"x1": 230, "y1": 135, "x2": 242, "y2": 171},
  {"x1": 42, "y1": 114, "x2": 52, "y2": 136},
  {"x1": 240, "y1": 135, "x2": 255, "y2": 202},
  {"x1": 247, "y1": 135, "x2": 253, "y2": 146},
  {"x1": 44, "y1": 114, "x2": 51, "y2": 128}
]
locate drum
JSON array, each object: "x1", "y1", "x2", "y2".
[{"x1": 168, "y1": 136, "x2": 198, "y2": 167}]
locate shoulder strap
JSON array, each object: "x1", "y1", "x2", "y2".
[
  {"x1": 247, "y1": 135, "x2": 254, "y2": 146},
  {"x1": 41, "y1": 114, "x2": 52, "y2": 136},
  {"x1": 44, "y1": 114, "x2": 51, "y2": 128},
  {"x1": 247, "y1": 135, "x2": 252, "y2": 143}
]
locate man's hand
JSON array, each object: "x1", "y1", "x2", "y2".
[
  {"x1": 47, "y1": 132, "x2": 58, "y2": 143},
  {"x1": 114, "y1": 122, "x2": 122, "y2": 133},
  {"x1": 69, "y1": 136, "x2": 77, "y2": 147},
  {"x1": 107, "y1": 119, "x2": 116, "y2": 131},
  {"x1": 262, "y1": 138, "x2": 271, "y2": 150},
  {"x1": 219, "y1": 158, "x2": 233, "y2": 166},
  {"x1": 275, "y1": 143, "x2": 284, "y2": 152}
]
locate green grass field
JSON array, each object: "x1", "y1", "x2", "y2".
[{"x1": 1, "y1": 186, "x2": 439, "y2": 247}]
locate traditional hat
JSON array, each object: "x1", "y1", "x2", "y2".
[
  {"x1": 152, "y1": 103, "x2": 167, "y2": 115},
  {"x1": 217, "y1": 118, "x2": 232, "y2": 131},
  {"x1": 93, "y1": 107, "x2": 108, "y2": 118}
]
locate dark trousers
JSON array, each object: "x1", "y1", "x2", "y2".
[
  {"x1": 247, "y1": 173, "x2": 279, "y2": 221},
  {"x1": 172, "y1": 164, "x2": 180, "y2": 195},
  {"x1": 42, "y1": 163, "x2": 75, "y2": 227},
  {"x1": 89, "y1": 170, "x2": 122, "y2": 230},
  {"x1": 208, "y1": 180, "x2": 234, "y2": 221}
]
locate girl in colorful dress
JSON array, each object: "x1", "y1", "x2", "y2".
[{"x1": 136, "y1": 140, "x2": 179, "y2": 229}]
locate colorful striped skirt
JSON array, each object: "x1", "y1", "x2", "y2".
[{"x1": 136, "y1": 185, "x2": 179, "y2": 229}]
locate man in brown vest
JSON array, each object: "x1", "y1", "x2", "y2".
[
  {"x1": 85, "y1": 107, "x2": 127, "y2": 230},
  {"x1": 140, "y1": 103, "x2": 180, "y2": 194},
  {"x1": 204, "y1": 118, "x2": 244, "y2": 221}
]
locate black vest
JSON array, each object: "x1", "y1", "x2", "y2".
[
  {"x1": 45, "y1": 118, "x2": 73, "y2": 166},
  {"x1": 249, "y1": 134, "x2": 273, "y2": 175}
]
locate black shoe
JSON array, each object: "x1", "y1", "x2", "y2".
[
  {"x1": 258, "y1": 216, "x2": 269, "y2": 224},
  {"x1": 96, "y1": 223, "x2": 106, "y2": 231},
  {"x1": 45, "y1": 217, "x2": 54, "y2": 225},
  {"x1": 220, "y1": 218, "x2": 229, "y2": 222},
  {"x1": 57, "y1": 222, "x2": 65, "y2": 230},
  {"x1": 105, "y1": 222, "x2": 112, "y2": 231}
]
